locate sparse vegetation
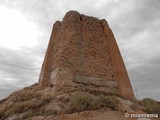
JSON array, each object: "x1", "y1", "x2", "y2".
[
  {"x1": 64, "y1": 91, "x2": 118, "y2": 113},
  {"x1": 139, "y1": 98, "x2": 160, "y2": 115},
  {"x1": 1, "y1": 83, "x2": 160, "y2": 120},
  {"x1": 13, "y1": 91, "x2": 42, "y2": 102},
  {"x1": 68, "y1": 92, "x2": 93, "y2": 112},
  {"x1": 0, "y1": 91, "x2": 54, "y2": 119},
  {"x1": 98, "y1": 95, "x2": 117, "y2": 110}
]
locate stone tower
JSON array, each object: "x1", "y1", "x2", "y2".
[{"x1": 39, "y1": 11, "x2": 134, "y2": 99}]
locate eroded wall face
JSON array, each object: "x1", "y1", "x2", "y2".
[{"x1": 39, "y1": 11, "x2": 134, "y2": 99}]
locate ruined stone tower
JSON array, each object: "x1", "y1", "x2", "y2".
[{"x1": 39, "y1": 11, "x2": 134, "y2": 99}]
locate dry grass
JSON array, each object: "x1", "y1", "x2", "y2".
[
  {"x1": 13, "y1": 91, "x2": 42, "y2": 102},
  {"x1": 1, "y1": 93, "x2": 53, "y2": 119}
]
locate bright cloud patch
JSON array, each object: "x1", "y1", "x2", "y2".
[{"x1": 0, "y1": 6, "x2": 39, "y2": 50}]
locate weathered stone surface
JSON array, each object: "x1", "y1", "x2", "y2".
[
  {"x1": 39, "y1": 11, "x2": 134, "y2": 99},
  {"x1": 74, "y1": 75, "x2": 117, "y2": 88}
]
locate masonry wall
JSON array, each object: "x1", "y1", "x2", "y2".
[{"x1": 39, "y1": 11, "x2": 134, "y2": 99}]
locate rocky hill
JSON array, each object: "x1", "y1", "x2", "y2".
[
  {"x1": 0, "y1": 11, "x2": 159, "y2": 120},
  {"x1": 0, "y1": 83, "x2": 159, "y2": 120}
]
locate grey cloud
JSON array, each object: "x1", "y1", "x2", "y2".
[
  {"x1": 110, "y1": 0, "x2": 160, "y2": 41},
  {"x1": 129, "y1": 57, "x2": 160, "y2": 100},
  {"x1": 0, "y1": 88, "x2": 18, "y2": 100},
  {"x1": 0, "y1": 47, "x2": 41, "y2": 99}
]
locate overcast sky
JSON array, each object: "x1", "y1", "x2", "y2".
[{"x1": 0, "y1": 0, "x2": 159, "y2": 101}]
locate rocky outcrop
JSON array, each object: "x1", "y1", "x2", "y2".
[
  {"x1": 39, "y1": 11, "x2": 134, "y2": 99},
  {"x1": 1, "y1": 83, "x2": 159, "y2": 120}
]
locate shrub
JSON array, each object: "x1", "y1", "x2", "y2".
[
  {"x1": 139, "y1": 98, "x2": 160, "y2": 115},
  {"x1": 66, "y1": 92, "x2": 117, "y2": 113},
  {"x1": 98, "y1": 95, "x2": 117, "y2": 110},
  {"x1": 69, "y1": 92, "x2": 93, "y2": 112}
]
